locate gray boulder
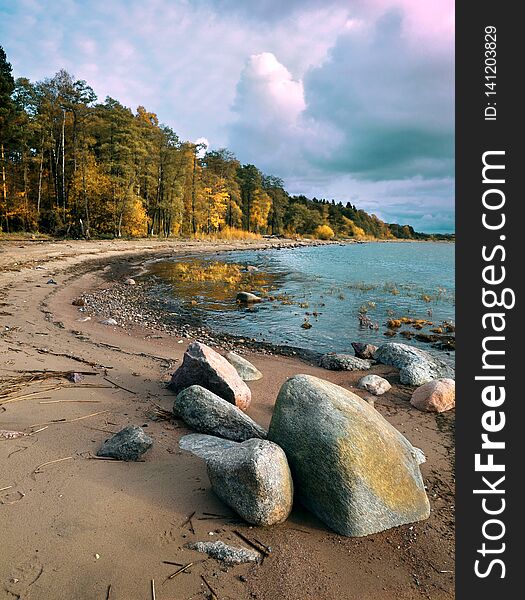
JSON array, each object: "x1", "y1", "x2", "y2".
[
  {"x1": 97, "y1": 425, "x2": 152, "y2": 461},
  {"x1": 268, "y1": 374, "x2": 430, "y2": 537},
  {"x1": 170, "y1": 342, "x2": 251, "y2": 410},
  {"x1": 180, "y1": 435, "x2": 293, "y2": 526},
  {"x1": 373, "y1": 342, "x2": 454, "y2": 386},
  {"x1": 319, "y1": 353, "x2": 371, "y2": 371},
  {"x1": 179, "y1": 433, "x2": 238, "y2": 460},
  {"x1": 225, "y1": 352, "x2": 263, "y2": 381},
  {"x1": 185, "y1": 541, "x2": 260, "y2": 564},
  {"x1": 357, "y1": 374, "x2": 391, "y2": 396},
  {"x1": 175, "y1": 385, "x2": 267, "y2": 441}
]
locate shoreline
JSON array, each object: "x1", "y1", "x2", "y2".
[{"x1": 0, "y1": 238, "x2": 455, "y2": 600}]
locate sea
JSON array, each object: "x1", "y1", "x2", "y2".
[{"x1": 142, "y1": 242, "x2": 455, "y2": 363}]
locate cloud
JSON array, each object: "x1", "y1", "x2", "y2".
[{"x1": 0, "y1": 0, "x2": 454, "y2": 231}]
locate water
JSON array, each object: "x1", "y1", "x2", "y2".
[{"x1": 143, "y1": 242, "x2": 455, "y2": 361}]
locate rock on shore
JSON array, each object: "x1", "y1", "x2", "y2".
[
  {"x1": 97, "y1": 425, "x2": 153, "y2": 461},
  {"x1": 170, "y1": 341, "x2": 251, "y2": 410},
  {"x1": 268, "y1": 374, "x2": 430, "y2": 537},
  {"x1": 174, "y1": 385, "x2": 267, "y2": 441},
  {"x1": 373, "y1": 342, "x2": 454, "y2": 386},
  {"x1": 225, "y1": 352, "x2": 263, "y2": 381},
  {"x1": 411, "y1": 378, "x2": 455, "y2": 412},
  {"x1": 318, "y1": 353, "x2": 372, "y2": 371},
  {"x1": 180, "y1": 434, "x2": 293, "y2": 526},
  {"x1": 357, "y1": 374, "x2": 391, "y2": 396}
]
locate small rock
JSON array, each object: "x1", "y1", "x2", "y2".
[
  {"x1": 97, "y1": 425, "x2": 153, "y2": 461},
  {"x1": 185, "y1": 540, "x2": 260, "y2": 564},
  {"x1": 47, "y1": 278, "x2": 57, "y2": 285},
  {"x1": 357, "y1": 374, "x2": 391, "y2": 396},
  {"x1": 412, "y1": 447, "x2": 427, "y2": 465},
  {"x1": 175, "y1": 385, "x2": 267, "y2": 441},
  {"x1": 318, "y1": 353, "x2": 371, "y2": 371},
  {"x1": 100, "y1": 318, "x2": 118, "y2": 326},
  {"x1": 124, "y1": 278, "x2": 136, "y2": 285},
  {"x1": 66, "y1": 372, "x2": 84, "y2": 383},
  {"x1": 225, "y1": 352, "x2": 263, "y2": 381},
  {"x1": 351, "y1": 342, "x2": 378, "y2": 359},
  {"x1": 410, "y1": 378, "x2": 455, "y2": 412},
  {"x1": 236, "y1": 292, "x2": 262, "y2": 304},
  {"x1": 72, "y1": 297, "x2": 86, "y2": 306},
  {"x1": 170, "y1": 342, "x2": 251, "y2": 410}
]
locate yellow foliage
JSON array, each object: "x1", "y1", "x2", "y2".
[
  {"x1": 122, "y1": 196, "x2": 147, "y2": 237},
  {"x1": 193, "y1": 226, "x2": 261, "y2": 241},
  {"x1": 314, "y1": 224, "x2": 335, "y2": 240},
  {"x1": 250, "y1": 189, "x2": 272, "y2": 232}
]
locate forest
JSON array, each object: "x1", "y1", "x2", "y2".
[{"x1": 0, "y1": 47, "x2": 452, "y2": 241}]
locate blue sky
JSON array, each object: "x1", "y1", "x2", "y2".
[{"x1": 0, "y1": 0, "x2": 454, "y2": 232}]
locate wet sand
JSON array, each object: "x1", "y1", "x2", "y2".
[{"x1": 0, "y1": 238, "x2": 454, "y2": 600}]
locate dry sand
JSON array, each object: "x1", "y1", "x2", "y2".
[{"x1": 0, "y1": 238, "x2": 454, "y2": 600}]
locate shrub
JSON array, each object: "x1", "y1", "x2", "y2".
[{"x1": 314, "y1": 225, "x2": 335, "y2": 240}]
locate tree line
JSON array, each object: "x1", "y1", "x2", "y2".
[{"x1": 0, "y1": 47, "x2": 452, "y2": 241}]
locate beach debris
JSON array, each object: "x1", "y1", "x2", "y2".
[
  {"x1": 357, "y1": 374, "x2": 392, "y2": 396},
  {"x1": 151, "y1": 578, "x2": 156, "y2": 600},
  {"x1": 100, "y1": 318, "x2": 118, "y2": 326},
  {"x1": 76, "y1": 316, "x2": 91, "y2": 322},
  {"x1": 224, "y1": 352, "x2": 263, "y2": 381},
  {"x1": 233, "y1": 530, "x2": 271, "y2": 556},
  {"x1": 268, "y1": 374, "x2": 430, "y2": 537},
  {"x1": 33, "y1": 456, "x2": 74, "y2": 475},
  {"x1": 318, "y1": 353, "x2": 371, "y2": 371},
  {"x1": 46, "y1": 278, "x2": 57, "y2": 285},
  {"x1": 170, "y1": 342, "x2": 251, "y2": 410},
  {"x1": 124, "y1": 278, "x2": 136, "y2": 285},
  {"x1": 185, "y1": 540, "x2": 260, "y2": 565},
  {"x1": 164, "y1": 562, "x2": 194, "y2": 582},
  {"x1": 301, "y1": 319, "x2": 312, "y2": 329},
  {"x1": 180, "y1": 435, "x2": 293, "y2": 526},
  {"x1": 72, "y1": 297, "x2": 86, "y2": 306},
  {"x1": 97, "y1": 425, "x2": 153, "y2": 461},
  {"x1": 201, "y1": 575, "x2": 219, "y2": 600},
  {"x1": 373, "y1": 342, "x2": 454, "y2": 386},
  {"x1": 175, "y1": 385, "x2": 266, "y2": 441},
  {"x1": 410, "y1": 378, "x2": 455, "y2": 413},
  {"x1": 236, "y1": 291, "x2": 262, "y2": 304},
  {"x1": 0, "y1": 430, "x2": 26, "y2": 439},
  {"x1": 351, "y1": 342, "x2": 378, "y2": 359}
]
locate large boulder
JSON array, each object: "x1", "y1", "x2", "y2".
[
  {"x1": 411, "y1": 378, "x2": 455, "y2": 413},
  {"x1": 179, "y1": 435, "x2": 293, "y2": 526},
  {"x1": 170, "y1": 342, "x2": 251, "y2": 410},
  {"x1": 225, "y1": 352, "x2": 263, "y2": 381},
  {"x1": 175, "y1": 385, "x2": 267, "y2": 441},
  {"x1": 179, "y1": 433, "x2": 238, "y2": 460},
  {"x1": 318, "y1": 353, "x2": 371, "y2": 371},
  {"x1": 268, "y1": 375, "x2": 430, "y2": 537},
  {"x1": 373, "y1": 342, "x2": 454, "y2": 386},
  {"x1": 357, "y1": 374, "x2": 391, "y2": 396},
  {"x1": 97, "y1": 425, "x2": 152, "y2": 461}
]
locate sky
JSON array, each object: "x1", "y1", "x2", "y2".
[{"x1": 0, "y1": 0, "x2": 455, "y2": 232}]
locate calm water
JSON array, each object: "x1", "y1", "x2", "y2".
[{"x1": 143, "y1": 242, "x2": 455, "y2": 361}]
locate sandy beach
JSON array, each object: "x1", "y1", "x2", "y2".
[{"x1": 0, "y1": 238, "x2": 454, "y2": 600}]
